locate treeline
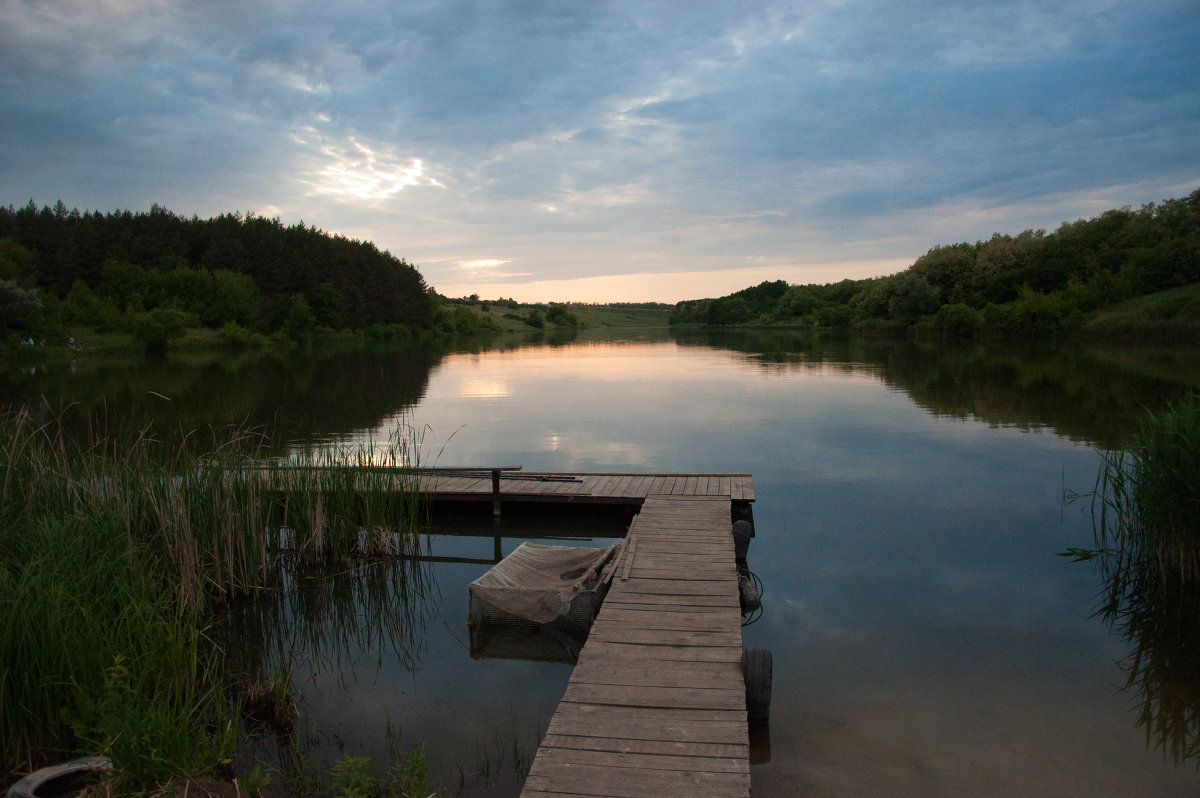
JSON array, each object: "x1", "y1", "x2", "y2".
[
  {"x1": 0, "y1": 201, "x2": 439, "y2": 347},
  {"x1": 671, "y1": 189, "x2": 1200, "y2": 338},
  {"x1": 451, "y1": 294, "x2": 581, "y2": 327}
]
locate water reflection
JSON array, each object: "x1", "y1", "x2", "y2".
[
  {"x1": 5, "y1": 330, "x2": 1197, "y2": 452},
  {"x1": 673, "y1": 328, "x2": 1200, "y2": 448},
  {"x1": 1116, "y1": 576, "x2": 1200, "y2": 767},
  {"x1": 1079, "y1": 520, "x2": 1200, "y2": 767},
  {"x1": 220, "y1": 545, "x2": 434, "y2": 684},
  {"x1": 7, "y1": 330, "x2": 1200, "y2": 795},
  {"x1": 0, "y1": 342, "x2": 442, "y2": 450},
  {"x1": 219, "y1": 502, "x2": 633, "y2": 796}
]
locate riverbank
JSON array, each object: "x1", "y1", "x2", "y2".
[{"x1": 0, "y1": 412, "x2": 425, "y2": 793}]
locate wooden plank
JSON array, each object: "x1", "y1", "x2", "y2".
[
  {"x1": 624, "y1": 554, "x2": 733, "y2": 567},
  {"x1": 575, "y1": 642, "x2": 743, "y2": 663},
  {"x1": 523, "y1": 763, "x2": 749, "y2": 798},
  {"x1": 539, "y1": 734, "x2": 746, "y2": 760},
  {"x1": 584, "y1": 628, "x2": 742, "y2": 648},
  {"x1": 603, "y1": 594, "x2": 740, "y2": 610},
  {"x1": 608, "y1": 579, "x2": 732, "y2": 596},
  {"x1": 545, "y1": 708, "x2": 746, "y2": 742},
  {"x1": 625, "y1": 545, "x2": 732, "y2": 557},
  {"x1": 654, "y1": 475, "x2": 678, "y2": 495},
  {"x1": 599, "y1": 476, "x2": 622, "y2": 498},
  {"x1": 591, "y1": 607, "x2": 741, "y2": 628},
  {"x1": 570, "y1": 661, "x2": 744, "y2": 688},
  {"x1": 547, "y1": 700, "x2": 748, "y2": 726},
  {"x1": 629, "y1": 475, "x2": 655, "y2": 497},
  {"x1": 561, "y1": 682, "x2": 745, "y2": 711},
  {"x1": 626, "y1": 566, "x2": 733, "y2": 580},
  {"x1": 531, "y1": 747, "x2": 748, "y2": 775}
]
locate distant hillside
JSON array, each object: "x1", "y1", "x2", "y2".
[
  {"x1": 1083, "y1": 282, "x2": 1200, "y2": 339},
  {"x1": 670, "y1": 188, "x2": 1200, "y2": 339},
  {"x1": 440, "y1": 297, "x2": 672, "y2": 331}
]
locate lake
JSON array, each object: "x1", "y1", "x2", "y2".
[{"x1": 5, "y1": 329, "x2": 1198, "y2": 796}]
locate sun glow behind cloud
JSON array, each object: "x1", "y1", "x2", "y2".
[
  {"x1": 298, "y1": 131, "x2": 444, "y2": 201},
  {"x1": 434, "y1": 258, "x2": 914, "y2": 304}
]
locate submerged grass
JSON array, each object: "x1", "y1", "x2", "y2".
[
  {"x1": 0, "y1": 406, "x2": 426, "y2": 791},
  {"x1": 1067, "y1": 391, "x2": 1200, "y2": 767},
  {"x1": 1083, "y1": 391, "x2": 1200, "y2": 599}
]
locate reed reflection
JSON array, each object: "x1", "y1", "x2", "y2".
[
  {"x1": 1074, "y1": 525, "x2": 1200, "y2": 769},
  {"x1": 1068, "y1": 393, "x2": 1200, "y2": 768}
]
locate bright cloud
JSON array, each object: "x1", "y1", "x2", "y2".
[{"x1": 296, "y1": 132, "x2": 444, "y2": 202}]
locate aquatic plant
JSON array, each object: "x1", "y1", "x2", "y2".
[
  {"x1": 0, "y1": 410, "x2": 234, "y2": 782},
  {"x1": 1066, "y1": 391, "x2": 1200, "y2": 767},
  {"x1": 0, "y1": 406, "x2": 427, "y2": 787},
  {"x1": 1078, "y1": 391, "x2": 1200, "y2": 599},
  {"x1": 388, "y1": 743, "x2": 428, "y2": 798},
  {"x1": 331, "y1": 755, "x2": 377, "y2": 798}
]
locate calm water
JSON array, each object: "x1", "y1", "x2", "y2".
[{"x1": 5, "y1": 330, "x2": 1199, "y2": 795}]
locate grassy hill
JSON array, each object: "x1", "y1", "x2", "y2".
[
  {"x1": 449, "y1": 301, "x2": 671, "y2": 332},
  {"x1": 1084, "y1": 283, "x2": 1200, "y2": 340}
]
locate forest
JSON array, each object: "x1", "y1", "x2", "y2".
[
  {"x1": 0, "y1": 202, "x2": 450, "y2": 348},
  {"x1": 670, "y1": 189, "x2": 1200, "y2": 339}
]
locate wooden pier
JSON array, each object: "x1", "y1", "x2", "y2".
[
  {"x1": 520, "y1": 492, "x2": 752, "y2": 798},
  {"x1": 419, "y1": 468, "x2": 755, "y2": 515},
  {"x1": 258, "y1": 466, "x2": 756, "y2": 793}
]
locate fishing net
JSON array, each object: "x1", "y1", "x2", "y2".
[{"x1": 468, "y1": 542, "x2": 622, "y2": 626}]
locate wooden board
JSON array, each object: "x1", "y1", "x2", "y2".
[{"x1": 412, "y1": 471, "x2": 754, "y2": 505}]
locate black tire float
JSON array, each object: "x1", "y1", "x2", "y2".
[{"x1": 743, "y1": 647, "x2": 773, "y2": 722}]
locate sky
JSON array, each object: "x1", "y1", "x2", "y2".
[{"x1": 1, "y1": 1, "x2": 1198, "y2": 303}]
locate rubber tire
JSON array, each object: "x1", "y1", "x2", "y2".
[
  {"x1": 7, "y1": 756, "x2": 111, "y2": 798},
  {"x1": 743, "y1": 648, "x2": 773, "y2": 722}
]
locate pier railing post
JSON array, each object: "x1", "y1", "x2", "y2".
[{"x1": 492, "y1": 468, "x2": 502, "y2": 517}]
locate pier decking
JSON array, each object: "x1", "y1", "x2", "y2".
[
  {"x1": 420, "y1": 469, "x2": 754, "y2": 514},
  {"x1": 261, "y1": 465, "x2": 756, "y2": 793},
  {"x1": 520, "y1": 493, "x2": 752, "y2": 798}
]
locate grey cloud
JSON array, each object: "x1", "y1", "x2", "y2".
[{"x1": 1, "y1": 0, "x2": 1197, "y2": 296}]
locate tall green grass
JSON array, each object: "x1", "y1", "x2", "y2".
[
  {"x1": 1087, "y1": 391, "x2": 1200, "y2": 598},
  {"x1": 0, "y1": 408, "x2": 425, "y2": 789},
  {"x1": 1069, "y1": 391, "x2": 1200, "y2": 767},
  {"x1": 0, "y1": 411, "x2": 235, "y2": 789}
]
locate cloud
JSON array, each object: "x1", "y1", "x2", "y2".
[{"x1": 1, "y1": 0, "x2": 1197, "y2": 300}]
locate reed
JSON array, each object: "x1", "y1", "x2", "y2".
[
  {"x1": 0, "y1": 407, "x2": 427, "y2": 788},
  {"x1": 1068, "y1": 391, "x2": 1200, "y2": 767},
  {"x1": 1087, "y1": 391, "x2": 1200, "y2": 601}
]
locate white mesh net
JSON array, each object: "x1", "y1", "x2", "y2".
[{"x1": 468, "y1": 542, "x2": 622, "y2": 625}]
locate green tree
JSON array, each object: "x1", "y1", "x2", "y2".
[
  {"x1": 887, "y1": 273, "x2": 940, "y2": 325},
  {"x1": 0, "y1": 279, "x2": 42, "y2": 330},
  {"x1": 210, "y1": 269, "x2": 260, "y2": 326},
  {"x1": 0, "y1": 238, "x2": 35, "y2": 284},
  {"x1": 309, "y1": 282, "x2": 345, "y2": 329},
  {"x1": 546, "y1": 304, "x2": 579, "y2": 326},
  {"x1": 927, "y1": 303, "x2": 983, "y2": 338},
  {"x1": 132, "y1": 307, "x2": 196, "y2": 354},
  {"x1": 280, "y1": 294, "x2": 317, "y2": 340}
]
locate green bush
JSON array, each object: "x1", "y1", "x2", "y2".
[
  {"x1": 131, "y1": 307, "x2": 198, "y2": 353},
  {"x1": 927, "y1": 303, "x2": 984, "y2": 338},
  {"x1": 218, "y1": 320, "x2": 252, "y2": 348}
]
